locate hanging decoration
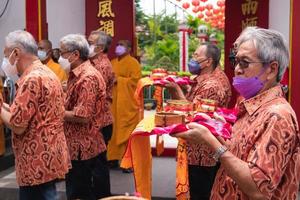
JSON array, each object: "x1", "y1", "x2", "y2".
[
  {"x1": 182, "y1": 2, "x2": 190, "y2": 9},
  {"x1": 191, "y1": 0, "x2": 200, "y2": 7},
  {"x1": 179, "y1": 0, "x2": 226, "y2": 31}
]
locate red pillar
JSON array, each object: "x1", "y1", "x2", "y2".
[
  {"x1": 26, "y1": 0, "x2": 48, "y2": 41},
  {"x1": 290, "y1": 0, "x2": 300, "y2": 123}
]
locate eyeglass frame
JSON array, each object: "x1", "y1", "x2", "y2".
[{"x1": 231, "y1": 56, "x2": 267, "y2": 69}]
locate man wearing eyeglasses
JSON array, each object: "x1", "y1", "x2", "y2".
[
  {"x1": 174, "y1": 27, "x2": 300, "y2": 200},
  {"x1": 59, "y1": 34, "x2": 109, "y2": 199},
  {"x1": 163, "y1": 43, "x2": 232, "y2": 200}
]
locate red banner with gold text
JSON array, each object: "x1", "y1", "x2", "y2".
[{"x1": 85, "y1": 0, "x2": 136, "y2": 59}]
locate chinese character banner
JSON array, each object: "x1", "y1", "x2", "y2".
[{"x1": 86, "y1": 0, "x2": 136, "y2": 59}]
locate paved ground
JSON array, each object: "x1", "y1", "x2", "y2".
[{"x1": 0, "y1": 157, "x2": 177, "y2": 200}]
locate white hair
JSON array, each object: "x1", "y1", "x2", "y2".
[
  {"x1": 5, "y1": 30, "x2": 38, "y2": 55},
  {"x1": 235, "y1": 26, "x2": 289, "y2": 82},
  {"x1": 90, "y1": 30, "x2": 112, "y2": 53},
  {"x1": 60, "y1": 34, "x2": 89, "y2": 60}
]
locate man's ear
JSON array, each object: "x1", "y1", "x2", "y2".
[
  {"x1": 205, "y1": 58, "x2": 213, "y2": 68},
  {"x1": 13, "y1": 47, "x2": 21, "y2": 57},
  {"x1": 266, "y1": 61, "x2": 279, "y2": 81},
  {"x1": 98, "y1": 45, "x2": 105, "y2": 53},
  {"x1": 11, "y1": 47, "x2": 22, "y2": 61},
  {"x1": 127, "y1": 47, "x2": 132, "y2": 54},
  {"x1": 73, "y1": 50, "x2": 81, "y2": 59}
]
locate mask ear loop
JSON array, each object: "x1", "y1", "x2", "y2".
[
  {"x1": 8, "y1": 49, "x2": 16, "y2": 59},
  {"x1": 8, "y1": 49, "x2": 18, "y2": 66}
]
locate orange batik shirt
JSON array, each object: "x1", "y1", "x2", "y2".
[
  {"x1": 64, "y1": 60, "x2": 106, "y2": 161},
  {"x1": 90, "y1": 53, "x2": 115, "y2": 127},
  {"x1": 10, "y1": 60, "x2": 70, "y2": 186},
  {"x1": 186, "y1": 67, "x2": 232, "y2": 166},
  {"x1": 211, "y1": 85, "x2": 300, "y2": 200}
]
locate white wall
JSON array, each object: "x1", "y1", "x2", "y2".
[
  {"x1": 47, "y1": 0, "x2": 85, "y2": 48},
  {"x1": 0, "y1": 0, "x2": 26, "y2": 61},
  {"x1": 269, "y1": 0, "x2": 290, "y2": 47}
]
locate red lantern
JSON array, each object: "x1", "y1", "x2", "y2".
[
  {"x1": 197, "y1": 13, "x2": 204, "y2": 19},
  {"x1": 205, "y1": 10, "x2": 212, "y2": 17},
  {"x1": 182, "y1": 2, "x2": 190, "y2": 9},
  {"x1": 211, "y1": 22, "x2": 217, "y2": 28},
  {"x1": 213, "y1": 8, "x2": 220, "y2": 14},
  {"x1": 206, "y1": 3, "x2": 213, "y2": 10},
  {"x1": 220, "y1": 7, "x2": 225, "y2": 13},
  {"x1": 217, "y1": 0, "x2": 225, "y2": 7},
  {"x1": 192, "y1": 0, "x2": 200, "y2": 7},
  {"x1": 192, "y1": 7, "x2": 199, "y2": 13},
  {"x1": 198, "y1": 6, "x2": 205, "y2": 12}
]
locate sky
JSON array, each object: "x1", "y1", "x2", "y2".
[{"x1": 140, "y1": 0, "x2": 218, "y2": 20}]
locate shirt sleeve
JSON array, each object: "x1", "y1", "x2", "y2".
[
  {"x1": 10, "y1": 77, "x2": 39, "y2": 128},
  {"x1": 73, "y1": 76, "x2": 105, "y2": 119},
  {"x1": 247, "y1": 110, "x2": 299, "y2": 199}
]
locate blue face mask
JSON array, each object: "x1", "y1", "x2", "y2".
[{"x1": 188, "y1": 59, "x2": 201, "y2": 75}]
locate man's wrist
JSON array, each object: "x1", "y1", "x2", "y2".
[{"x1": 212, "y1": 145, "x2": 228, "y2": 161}]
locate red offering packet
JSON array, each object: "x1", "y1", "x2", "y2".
[
  {"x1": 215, "y1": 107, "x2": 238, "y2": 124},
  {"x1": 152, "y1": 124, "x2": 189, "y2": 135},
  {"x1": 150, "y1": 114, "x2": 232, "y2": 140},
  {"x1": 192, "y1": 114, "x2": 231, "y2": 139},
  {"x1": 153, "y1": 76, "x2": 194, "y2": 86},
  {"x1": 136, "y1": 108, "x2": 237, "y2": 139}
]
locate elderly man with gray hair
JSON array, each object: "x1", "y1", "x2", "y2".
[
  {"x1": 88, "y1": 30, "x2": 114, "y2": 146},
  {"x1": 59, "y1": 34, "x2": 110, "y2": 199},
  {"x1": 0, "y1": 30, "x2": 70, "y2": 200},
  {"x1": 174, "y1": 27, "x2": 300, "y2": 200}
]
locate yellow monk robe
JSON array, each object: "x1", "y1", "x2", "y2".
[
  {"x1": 0, "y1": 79, "x2": 5, "y2": 156},
  {"x1": 46, "y1": 58, "x2": 67, "y2": 82},
  {"x1": 108, "y1": 54, "x2": 142, "y2": 161}
]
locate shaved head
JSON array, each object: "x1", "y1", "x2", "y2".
[
  {"x1": 118, "y1": 40, "x2": 131, "y2": 49},
  {"x1": 38, "y1": 40, "x2": 52, "y2": 51}
]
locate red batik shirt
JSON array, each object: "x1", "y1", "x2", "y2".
[
  {"x1": 10, "y1": 60, "x2": 70, "y2": 186},
  {"x1": 186, "y1": 67, "x2": 232, "y2": 166},
  {"x1": 211, "y1": 85, "x2": 300, "y2": 200},
  {"x1": 90, "y1": 53, "x2": 115, "y2": 127},
  {"x1": 64, "y1": 60, "x2": 106, "y2": 160}
]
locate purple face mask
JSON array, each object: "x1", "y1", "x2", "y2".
[
  {"x1": 232, "y1": 68, "x2": 267, "y2": 99},
  {"x1": 115, "y1": 45, "x2": 126, "y2": 56}
]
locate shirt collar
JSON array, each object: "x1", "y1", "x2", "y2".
[
  {"x1": 90, "y1": 53, "x2": 108, "y2": 65},
  {"x1": 71, "y1": 60, "x2": 91, "y2": 77},
  {"x1": 16, "y1": 59, "x2": 42, "y2": 87},
  {"x1": 117, "y1": 54, "x2": 130, "y2": 61},
  {"x1": 46, "y1": 58, "x2": 55, "y2": 66},
  {"x1": 238, "y1": 85, "x2": 284, "y2": 116},
  {"x1": 194, "y1": 67, "x2": 218, "y2": 83}
]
